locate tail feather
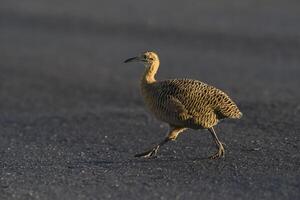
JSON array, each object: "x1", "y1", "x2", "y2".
[
  {"x1": 216, "y1": 103, "x2": 242, "y2": 119},
  {"x1": 231, "y1": 108, "x2": 243, "y2": 119}
]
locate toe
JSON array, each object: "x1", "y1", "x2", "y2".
[{"x1": 135, "y1": 147, "x2": 159, "y2": 158}]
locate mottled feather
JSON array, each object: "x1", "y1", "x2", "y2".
[{"x1": 141, "y1": 79, "x2": 242, "y2": 129}]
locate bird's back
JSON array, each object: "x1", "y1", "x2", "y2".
[{"x1": 141, "y1": 79, "x2": 242, "y2": 129}]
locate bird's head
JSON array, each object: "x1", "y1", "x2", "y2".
[{"x1": 124, "y1": 51, "x2": 159, "y2": 65}]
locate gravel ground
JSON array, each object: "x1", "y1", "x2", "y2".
[{"x1": 0, "y1": 0, "x2": 299, "y2": 199}]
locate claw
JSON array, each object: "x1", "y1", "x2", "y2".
[
  {"x1": 135, "y1": 146, "x2": 159, "y2": 158},
  {"x1": 209, "y1": 145, "x2": 225, "y2": 159}
]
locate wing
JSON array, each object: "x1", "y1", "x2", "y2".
[
  {"x1": 164, "y1": 95, "x2": 193, "y2": 120},
  {"x1": 155, "y1": 79, "x2": 241, "y2": 120}
]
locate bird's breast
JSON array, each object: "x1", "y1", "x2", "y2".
[
  {"x1": 140, "y1": 83, "x2": 160, "y2": 115},
  {"x1": 140, "y1": 83, "x2": 184, "y2": 125}
]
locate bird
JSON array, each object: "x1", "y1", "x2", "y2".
[{"x1": 124, "y1": 51, "x2": 242, "y2": 159}]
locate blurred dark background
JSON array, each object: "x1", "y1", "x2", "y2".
[{"x1": 0, "y1": 0, "x2": 299, "y2": 199}]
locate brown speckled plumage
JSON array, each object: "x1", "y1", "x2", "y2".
[
  {"x1": 124, "y1": 51, "x2": 242, "y2": 159},
  {"x1": 142, "y1": 79, "x2": 242, "y2": 129}
]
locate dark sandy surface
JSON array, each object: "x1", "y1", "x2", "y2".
[{"x1": 0, "y1": 0, "x2": 300, "y2": 199}]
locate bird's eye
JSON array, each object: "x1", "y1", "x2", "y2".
[{"x1": 144, "y1": 55, "x2": 147, "y2": 59}]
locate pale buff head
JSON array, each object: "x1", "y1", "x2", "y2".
[
  {"x1": 124, "y1": 51, "x2": 160, "y2": 83},
  {"x1": 124, "y1": 51, "x2": 159, "y2": 66}
]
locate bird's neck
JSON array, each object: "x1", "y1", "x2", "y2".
[{"x1": 142, "y1": 60, "x2": 160, "y2": 84}]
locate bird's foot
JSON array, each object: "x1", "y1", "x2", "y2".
[
  {"x1": 209, "y1": 145, "x2": 225, "y2": 159},
  {"x1": 134, "y1": 146, "x2": 159, "y2": 158}
]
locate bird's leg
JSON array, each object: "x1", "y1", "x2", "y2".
[
  {"x1": 135, "y1": 127, "x2": 187, "y2": 158},
  {"x1": 208, "y1": 127, "x2": 225, "y2": 159}
]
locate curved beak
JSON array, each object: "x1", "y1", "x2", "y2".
[{"x1": 124, "y1": 56, "x2": 140, "y2": 63}]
